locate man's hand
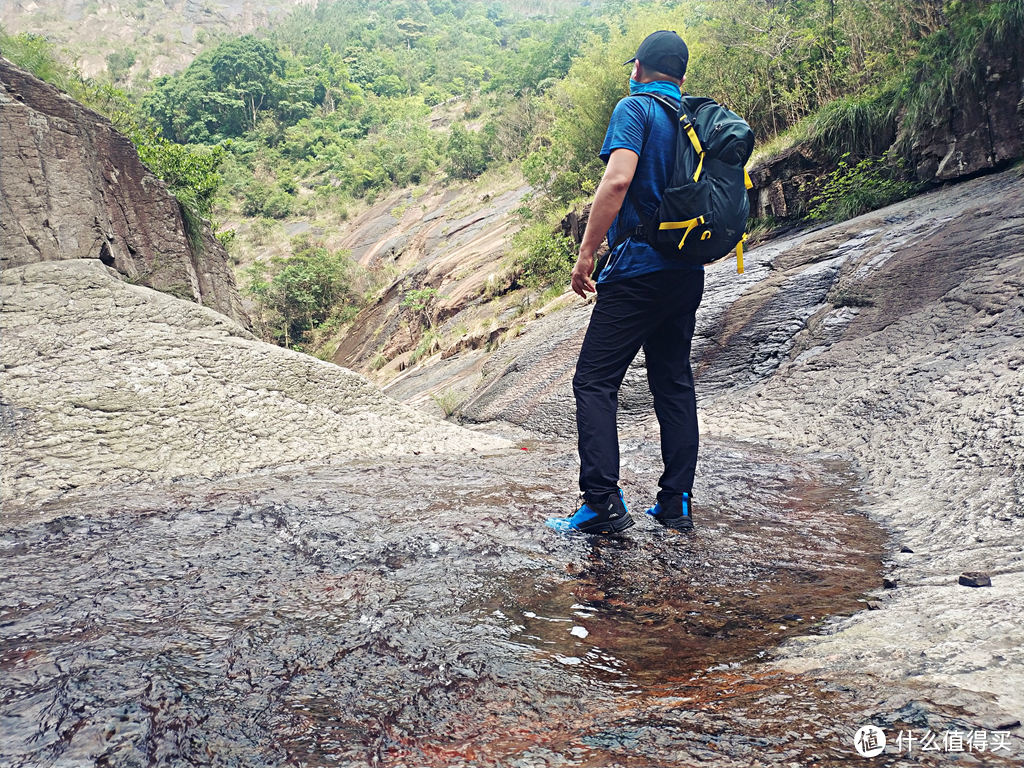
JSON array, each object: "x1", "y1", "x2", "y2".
[{"x1": 571, "y1": 251, "x2": 596, "y2": 298}]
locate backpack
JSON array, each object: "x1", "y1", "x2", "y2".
[{"x1": 630, "y1": 93, "x2": 755, "y2": 273}]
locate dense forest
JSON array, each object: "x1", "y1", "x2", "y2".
[{"x1": 3, "y1": 0, "x2": 1021, "y2": 353}]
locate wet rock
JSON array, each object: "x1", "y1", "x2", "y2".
[
  {"x1": 440, "y1": 168, "x2": 1024, "y2": 726},
  {"x1": 0, "y1": 58, "x2": 247, "y2": 325},
  {"x1": 882, "y1": 577, "x2": 898, "y2": 589},
  {"x1": 699, "y1": 171, "x2": 1024, "y2": 720},
  {"x1": 0, "y1": 442, "x2": 887, "y2": 767},
  {"x1": 958, "y1": 572, "x2": 992, "y2": 588},
  {"x1": 866, "y1": 601, "x2": 883, "y2": 611},
  {"x1": 900, "y1": 545, "x2": 914, "y2": 553}
]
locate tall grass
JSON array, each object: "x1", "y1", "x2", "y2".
[{"x1": 899, "y1": 0, "x2": 1024, "y2": 148}]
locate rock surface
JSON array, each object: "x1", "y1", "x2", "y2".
[
  {"x1": 0, "y1": 260, "x2": 509, "y2": 512},
  {"x1": 327, "y1": 177, "x2": 530, "y2": 377},
  {"x1": 0, "y1": 58, "x2": 247, "y2": 325},
  {"x1": 436, "y1": 168, "x2": 1024, "y2": 724},
  {"x1": 699, "y1": 171, "x2": 1024, "y2": 721},
  {"x1": 750, "y1": 38, "x2": 1024, "y2": 219}
]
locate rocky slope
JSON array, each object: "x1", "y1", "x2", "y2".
[
  {"x1": 319, "y1": 172, "x2": 534, "y2": 382},
  {"x1": 0, "y1": 259, "x2": 508, "y2": 512},
  {"x1": 0, "y1": 57, "x2": 247, "y2": 324},
  {"x1": 750, "y1": 36, "x2": 1024, "y2": 220},
  {"x1": 0, "y1": 0, "x2": 313, "y2": 79},
  {"x1": 399, "y1": 168, "x2": 1024, "y2": 726}
]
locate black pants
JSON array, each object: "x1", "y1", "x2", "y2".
[{"x1": 573, "y1": 269, "x2": 705, "y2": 501}]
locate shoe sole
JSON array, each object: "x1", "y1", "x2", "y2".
[
  {"x1": 656, "y1": 516, "x2": 694, "y2": 531},
  {"x1": 575, "y1": 513, "x2": 635, "y2": 535}
]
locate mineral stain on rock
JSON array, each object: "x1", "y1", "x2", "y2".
[{"x1": 0, "y1": 440, "x2": 893, "y2": 767}]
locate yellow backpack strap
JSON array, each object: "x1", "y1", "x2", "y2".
[
  {"x1": 658, "y1": 216, "x2": 705, "y2": 250},
  {"x1": 744, "y1": 169, "x2": 754, "y2": 190},
  {"x1": 680, "y1": 114, "x2": 705, "y2": 182},
  {"x1": 735, "y1": 233, "x2": 748, "y2": 274}
]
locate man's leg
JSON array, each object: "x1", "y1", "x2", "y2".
[
  {"x1": 573, "y1": 277, "x2": 659, "y2": 500},
  {"x1": 643, "y1": 271, "x2": 705, "y2": 498}
]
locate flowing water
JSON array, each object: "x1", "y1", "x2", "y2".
[{"x1": 1, "y1": 437, "x2": 903, "y2": 767}]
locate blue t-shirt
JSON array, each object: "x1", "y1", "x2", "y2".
[{"x1": 598, "y1": 80, "x2": 703, "y2": 283}]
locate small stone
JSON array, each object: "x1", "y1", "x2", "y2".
[
  {"x1": 900, "y1": 545, "x2": 914, "y2": 553},
  {"x1": 958, "y1": 572, "x2": 992, "y2": 587},
  {"x1": 882, "y1": 576, "x2": 898, "y2": 589},
  {"x1": 866, "y1": 601, "x2": 883, "y2": 610}
]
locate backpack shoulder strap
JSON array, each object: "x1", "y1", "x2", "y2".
[{"x1": 610, "y1": 92, "x2": 682, "y2": 249}]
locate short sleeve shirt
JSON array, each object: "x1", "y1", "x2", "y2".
[{"x1": 598, "y1": 81, "x2": 703, "y2": 283}]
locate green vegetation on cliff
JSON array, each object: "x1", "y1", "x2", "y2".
[
  {"x1": 516, "y1": 0, "x2": 1022, "y2": 264},
  {"x1": 5, "y1": 0, "x2": 1021, "y2": 357}
]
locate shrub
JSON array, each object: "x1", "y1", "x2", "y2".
[
  {"x1": 515, "y1": 224, "x2": 575, "y2": 288},
  {"x1": 806, "y1": 154, "x2": 916, "y2": 222},
  {"x1": 215, "y1": 228, "x2": 236, "y2": 251},
  {"x1": 245, "y1": 237, "x2": 355, "y2": 347},
  {"x1": 431, "y1": 388, "x2": 463, "y2": 418}
]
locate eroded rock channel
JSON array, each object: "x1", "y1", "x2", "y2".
[{"x1": 1, "y1": 436, "x2": 896, "y2": 767}]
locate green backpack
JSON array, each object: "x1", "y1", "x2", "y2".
[{"x1": 636, "y1": 93, "x2": 755, "y2": 273}]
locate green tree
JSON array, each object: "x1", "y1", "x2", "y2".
[
  {"x1": 145, "y1": 36, "x2": 286, "y2": 142},
  {"x1": 246, "y1": 238, "x2": 354, "y2": 347},
  {"x1": 209, "y1": 36, "x2": 286, "y2": 131},
  {"x1": 106, "y1": 49, "x2": 136, "y2": 83},
  {"x1": 445, "y1": 124, "x2": 488, "y2": 179}
]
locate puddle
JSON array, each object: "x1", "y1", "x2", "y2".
[{"x1": 0, "y1": 439, "x2": 895, "y2": 766}]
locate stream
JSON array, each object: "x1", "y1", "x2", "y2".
[{"x1": 1, "y1": 436, "x2": 891, "y2": 767}]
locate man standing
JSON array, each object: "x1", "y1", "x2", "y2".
[{"x1": 546, "y1": 31, "x2": 702, "y2": 535}]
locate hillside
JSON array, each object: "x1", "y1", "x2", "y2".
[
  {"x1": 0, "y1": 0, "x2": 314, "y2": 80},
  {"x1": 2, "y1": 5, "x2": 1024, "y2": 762}
]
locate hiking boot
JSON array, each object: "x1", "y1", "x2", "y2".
[
  {"x1": 545, "y1": 490, "x2": 635, "y2": 535},
  {"x1": 646, "y1": 492, "x2": 694, "y2": 531}
]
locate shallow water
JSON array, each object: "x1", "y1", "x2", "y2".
[{"x1": 1, "y1": 438, "x2": 895, "y2": 767}]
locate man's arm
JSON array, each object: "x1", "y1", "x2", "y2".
[{"x1": 570, "y1": 148, "x2": 640, "y2": 298}]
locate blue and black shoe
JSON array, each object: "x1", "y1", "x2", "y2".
[
  {"x1": 646, "y1": 492, "x2": 694, "y2": 531},
  {"x1": 545, "y1": 490, "x2": 635, "y2": 535}
]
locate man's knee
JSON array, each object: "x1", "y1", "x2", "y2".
[
  {"x1": 573, "y1": 368, "x2": 619, "y2": 404},
  {"x1": 573, "y1": 370, "x2": 598, "y2": 399}
]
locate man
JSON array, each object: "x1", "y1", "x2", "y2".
[{"x1": 546, "y1": 30, "x2": 702, "y2": 535}]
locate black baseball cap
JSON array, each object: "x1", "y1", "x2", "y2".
[{"x1": 624, "y1": 30, "x2": 689, "y2": 79}]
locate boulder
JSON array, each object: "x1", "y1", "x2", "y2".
[{"x1": 0, "y1": 57, "x2": 248, "y2": 325}]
